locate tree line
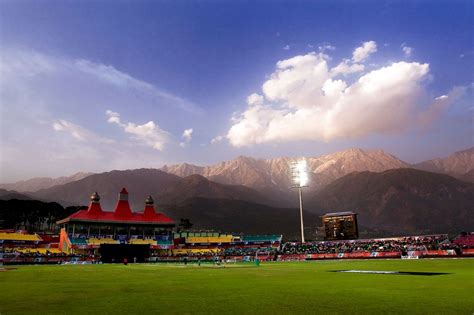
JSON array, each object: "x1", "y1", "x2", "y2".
[{"x1": 0, "y1": 199, "x2": 86, "y2": 232}]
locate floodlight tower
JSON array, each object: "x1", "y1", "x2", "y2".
[{"x1": 291, "y1": 159, "x2": 309, "y2": 243}]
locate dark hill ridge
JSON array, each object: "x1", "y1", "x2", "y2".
[
  {"x1": 159, "y1": 197, "x2": 320, "y2": 239},
  {"x1": 0, "y1": 189, "x2": 32, "y2": 200},
  {"x1": 157, "y1": 174, "x2": 268, "y2": 206},
  {"x1": 32, "y1": 169, "x2": 182, "y2": 209},
  {"x1": 310, "y1": 168, "x2": 474, "y2": 234},
  {"x1": 31, "y1": 169, "x2": 268, "y2": 211}
]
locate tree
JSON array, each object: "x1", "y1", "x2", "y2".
[{"x1": 178, "y1": 218, "x2": 193, "y2": 232}]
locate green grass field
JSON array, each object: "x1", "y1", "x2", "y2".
[{"x1": 1, "y1": 259, "x2": 473, "y2": 314}]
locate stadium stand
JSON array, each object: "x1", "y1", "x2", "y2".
[
  {"x1": 70, "y1": 238, "x2": 88, "y2": 245},
  {"x1": 186, "y1": 236, "x2": 233, "y2": 243},
  {"x1": 453, "y1": 233, "x2": 474, "y2": 248},
  {"x1": 242, "y1": 235, "x2": 282, "y2": 242},
  {"x1": 0, "y1": 232, "x2": 42, "y2": 242},
  {"x1": 129, "y1": 238, "x2": 156, "y2": 245},
  {"x1": 2, "y1": 230, "x2": 472, "y2": 264},
  {"x1": 88, "y1": 238, "x2": 118, "y2": 245}
]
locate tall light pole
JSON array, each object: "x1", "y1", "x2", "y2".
[{"x1": 291, "y1": 159, "x2": 309, "y2": 243}]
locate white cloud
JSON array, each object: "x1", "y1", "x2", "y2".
[
  {"x1": 179, "y1": 128, "x2": 193, "y2": 147},
  {"x1": 0, "y1": 48, "x2": 191, "y2": 181},
  {"x1": 247, "y1": 93, "x2": 264, "y2": 106},
  {"x1": 105, "y1": 110, "x2": 121, "y2": 124},
  {"x1": 52, "y1": 119, "x2": 114, "y2": 144},
  {"x1": 330, "y1": 59, "x2": 365, "y2": 76},
  {"x1": 52, "y1": 119, "x2": 88, "y2": 141},
  {"x1": 227, "y1": 45, "x2": 437, "y2": 147},
  {"x1": 106, "y1": 110, "x2": 170, "y2": 150},
  {"x1": 182, "y1": 128, "x2": 193, "y2": 141},
  {"x1": 262, "y1": 53, "x2": 332, "y2": 109},
  {"x1": 352, "y1": 41, "x2": 377, "y2": 63},
  {"x1": 74, "y1": 59, "x2": 199, "y2": 113},
  {"x1": 318, "y1": 44, "x2": 336, "y2": 52},
  {"x1": 401, "y1": 43, "x2": 413, "y2": 57},
  {"x1": 283, "y1": 45, "x2": 290, "y2": 50},
  {"x1": 211, "y1": 135, "x2": 224, "y2": 144}
]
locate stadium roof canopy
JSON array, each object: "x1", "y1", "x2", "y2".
[
  {"x1": 56, "y1": 188, "x2": 174, "y2": 226},
  {"x1": 321, "y1": 211, "x2": 357, "y2": 217}
]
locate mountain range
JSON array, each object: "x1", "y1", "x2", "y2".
[
  {"x1": 414, "y1": 147, "x2": 474, "y2": 176},
  {"x1": 0, "y1": 172, "x2": 92, "y2": 193},
  {"x1": 309, "y1": 168, "x2": 474, "y2": 234},
  {"x1": 1, "y1": 147, "x2": 473, "y2": 236}
]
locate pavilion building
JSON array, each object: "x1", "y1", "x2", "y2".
[{"x1": 56, "y1": 188, "x2": 175, "y2": 262}]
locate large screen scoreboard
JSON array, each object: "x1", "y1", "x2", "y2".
[{"x1": 321, "y1": 212, "x2": 358, "y2": 240}]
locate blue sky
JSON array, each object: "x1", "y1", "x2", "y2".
[{"x1": 0, "y1": 1, "x2": 473, "y2": 181}]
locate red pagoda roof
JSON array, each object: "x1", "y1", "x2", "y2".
[{"x1": 57, "y1": 189, "x2": 174, "y2": 226}]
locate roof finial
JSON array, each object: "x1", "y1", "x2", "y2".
[
  {"x1": 90, "y1": 192, "x2": 100, "y2": 203},
  {"x1": 145, "y1": 195, "x2": 154, "y2": 206}
]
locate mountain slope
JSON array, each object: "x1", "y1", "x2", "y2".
[
  {"x1": 414, "y1": 147, "x2": 474, "y2": 176},
  {"x1": 0, "y1": 189, "x2": 32, "y2": 200},
  {"x1": 160, "y1": 197, "x2": 320, "y2": 239},
  {"x1": 157, "y1": 174, "x2": 268, "y2": 206},
  {"x1": 309, "y1": 168, "x2": 474, "y2": 234},
  {"x1": 0, "y1": 172, "x2": 93, "y2": 192},
  {"x1": 32, "y1": 169, "x2": 182, "y2": 209},
  {"x1": 161, "y1": 148, "x2": 409, "y2": 196}
]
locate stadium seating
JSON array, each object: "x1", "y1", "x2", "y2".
[
  {"x1": 0, "y1": 232, "x2": 42, "y2": 242},
  {"x1": 186, "y1": 235, "x2": 233, "y2": 243},
  {"x1": 129, "y1": 238, "x2": 156, "y2": 245},
  {"x1": 15, "y1": 248, "x2": 62, "y2": 254},
  {"x1": 224, "y1": 246, "x2": 276, "y2": 256},
  {"x1": 453, "y1": 233, "x2": 474, "y2": 248},
  {"x1": 70, "y1": 238, "x2": 88, "y2": 245},
  {"x1": 242, "y1": 235, "x2": 282, "y2": 242},
  {"x1": 172, "y1": 248, "x2": 221, "y2": 255},
  {"x1": 88, "y1": 238, "x2": 118, "y2": 245}
]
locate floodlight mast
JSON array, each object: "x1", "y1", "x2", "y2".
[
  {"x1": 298, "y1": 185, "x2": 305, "y2": 243},
  {"x1": 290, "y1": 159, "x2": 309, "y2": 243}
]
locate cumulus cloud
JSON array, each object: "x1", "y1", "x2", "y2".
[
  {"x1": 227, "y1": 44, "x2": 441, "y2": 147},
  {"x1": 352, "y1": 41, "x2": 377, "y2": 62},
  {"x1": 179, "y1": 128, "x2": 193, "y2": 147},
  {"x1": 330, "y1": 59, "x2": 365, "y2": 76},
  {"x1": 106, "y1": 110, "x2": 170, "y2": 150},
  {"x1": 283, "y1": 45, "x2": 290, "y2": 50},
  {"x1": 247, "y1": 93, "x2": 264, "y2": 106}
]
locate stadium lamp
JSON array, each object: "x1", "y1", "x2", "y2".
[{"x1": 291, "y1": 159, "x2": 309, "y2": 243}]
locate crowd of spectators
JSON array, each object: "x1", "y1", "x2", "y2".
[
  {"x1": 2, "y1": 233, "x2": 471, "y2": 264},
  {"x1": 224, "y1": 246, "x2": 277, "y2": 257},
  {"x1": 280, "y1": 234, "x2": 457, "y2": 255}
]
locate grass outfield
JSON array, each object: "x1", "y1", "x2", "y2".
[{"x1": 1, "y1": 259, "x2": 473, "y2": 314}]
